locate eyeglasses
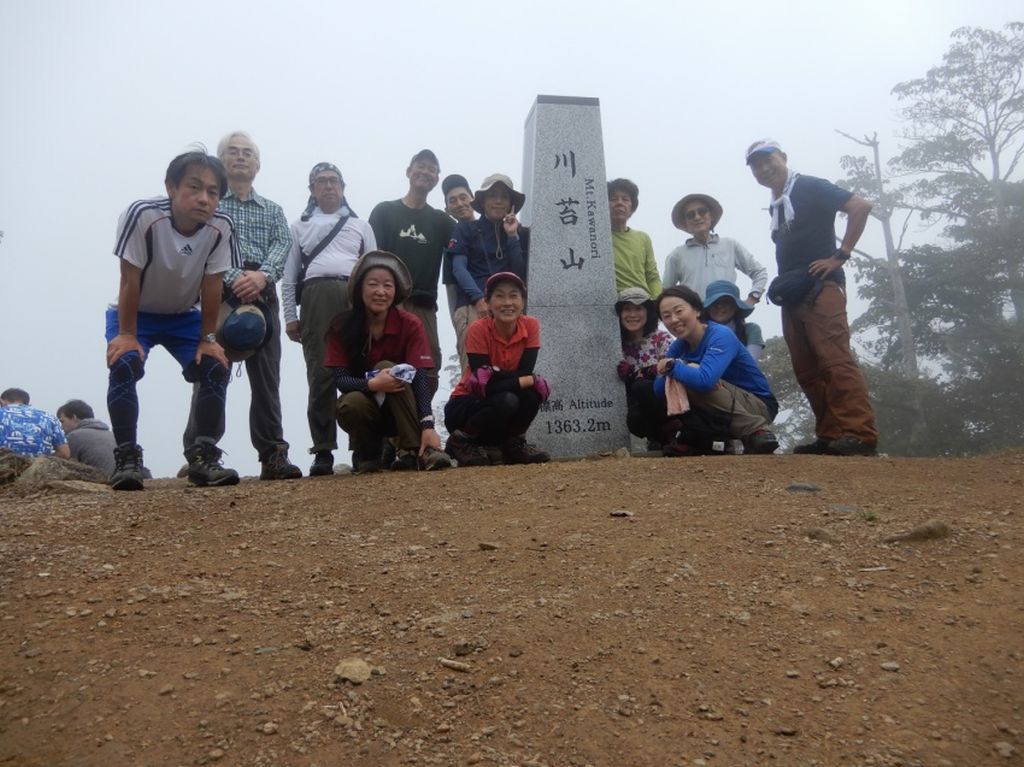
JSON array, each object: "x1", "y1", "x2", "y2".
[{"x1": 685, "y1": 207, "x2": 710, "y2": 221}]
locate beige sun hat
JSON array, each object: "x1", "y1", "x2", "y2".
[
  {"x1": 671, "y1": 193, "x2": 723, "y2": 231},
  {"x1": 471, "y1": 174, "x2": 526, "y2": 214}
]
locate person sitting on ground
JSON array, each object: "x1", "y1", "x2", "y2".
[
  {"x1": 608, "y1": 178, "x2": 661, "y2": 297},
  {"x1": 615, "y1": 288, "x2": 672, "y2": 450},
  {"x1": 654, "y1": 286, "x2": 779, "y2": 456},
  {"x1": 324, "y1": 251, "x2": 451, "y2": 473},
  {"x1": 0, "y1": 388, "x2": 69, "y2": 458},
  {"x1": 444, "y1": 272, "x2": 550, "y2": 467},
  {"x1": 703, "y1": 280, "x2": 766, "y2": 363},
  {"x1": 663, "y1": 193, "x2": 768, "y2": 304},
  {"x1": 56, "y1": 399, "x2": 117, "y2": 476},
  {"x1": 447, "y1": 174, "x2": 528, "y2": 368}
]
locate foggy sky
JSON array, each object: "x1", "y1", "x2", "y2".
[{"x1": 0, "y1": 0, "x2": 1017, "y2": 476}]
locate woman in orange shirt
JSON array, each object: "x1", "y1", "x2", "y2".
[{"x1": 444, "y1": 272, "x2": 550, "y2": 467}]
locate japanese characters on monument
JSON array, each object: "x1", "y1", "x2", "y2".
[{"x1": 520, "y1": 95, "x2": 629, "y2": 458}]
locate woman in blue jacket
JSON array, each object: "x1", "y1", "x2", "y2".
[{"x1": 654, "y1": 285, "x2": 779, "y2": 455}]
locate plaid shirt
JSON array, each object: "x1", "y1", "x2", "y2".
[{"x1": 219, "y1": 189, "x2": 293, "y2": 286}]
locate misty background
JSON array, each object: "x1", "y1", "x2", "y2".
[{"x1": 0, "y1": 1, "x2": 1018, "y2": 476}]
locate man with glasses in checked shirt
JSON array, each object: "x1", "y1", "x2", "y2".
[{"x1": 181, "y1": 130, "x2": 302, "y2": 480}]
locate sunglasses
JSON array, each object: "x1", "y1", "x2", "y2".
[{"x1": 685, "y1": 207, "x2": 710, "y2": 221}]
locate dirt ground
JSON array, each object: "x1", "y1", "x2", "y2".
[{"x1": 0, "y1": 450, "x2": 1021, "y2": 767}]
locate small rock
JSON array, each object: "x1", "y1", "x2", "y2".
[
  {"x1": 208, "y1": 748, "x2": 224, "y2": 761},
  {"x1": 774, "y1": 726, "x2": 798, "y2": 736},
  {"x1": 884, "y1": 520, "x2": 951, "y2": 544},
  {"x1": 334, "y1": 657, "x2": 372, "y2": 685},
  {"x1": 158, "y1": 684, "x2": 175, "y2": 695},
  {"x1": 260, "y1": 722, "x2": 278, "y2": 735},
  {"x1": 828, "y1": 657, "x2": 844, "y2": 670},
  {"x1": 832, "y1": 504, "x2": 862, "y2": 514},
  {"x1": 787, "y1": 482, "x2": 822, "y2": 493},
  {"x1": 478, "y1": 541, "x2": 499, "y2": 551},
  {"x1": 785, "y1": 670, "x2": 800, "y2": 678},
  {"x1": 453, "y1": 640, "x2": 474, "y2": 657},
  {"x1": 438, "y1": 657, "x2": 471, "y2": 672},
  {"x1": 610, "y1": 510, "x2": 634, "y2": 518},
  {"x1": 803, "y1": 527, "x2": 838, "y2": 543},
  {"x1": 994, "y1": 741, "x2": 1016, "y2": 758},
  {"x1": 880, "y1": 661, "x2": 901, "y2": 672}
]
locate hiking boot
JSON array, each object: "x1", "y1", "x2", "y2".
[
  {"x1": 176, "y1": 463, "x2": 190, "y2": 479},
  {"x1": 662, "y1": 440, "x2": 699, "y2": 457},
  {"x1": 390, "y1": 449, "x2": 419, "y2": 471},
  {"x1": 111, "y1": 442, "x2": 145, "y2": 491},
  {"x1": 309, "y1": 451, "x2": 335, "y2": 476},
  {"x1": 445, "y1": 431, "x2": 489, "y2": 467},
  {"x1": 501, "y1": 435, "x2": 550, "y2": 465},
  {"x1": 184, "y1": 439, "x2": 239, "y2": 487},
  {"x1": 419, "y1": 447, "x2": 452, "y2": 471},
  {"x1": 793, "y1": 438, "x2": 831, "y2": 455},
  {"x1": 260, "y1": 447, "x2": 302, "y2": 480},
  {"x1": 744, "y1": 429, "x2": 779, "y2": 455},
  {"x1": 826, "y1": 436, "x2": 877, "y2": 457},
  {"x1": 483, "y1": 445, "x2": 504, "y2": 465}
]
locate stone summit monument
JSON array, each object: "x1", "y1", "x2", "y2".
[{"x1": 520, "y1": 95, "x2": 629, "y2": 458}]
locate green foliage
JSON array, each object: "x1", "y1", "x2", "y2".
[
  {"x1": 835, "y1": 23, "x2": 1024, "y2": 456},
  {"x1": 890, "y1": 22, "x2": 1024, "y2": 223}
]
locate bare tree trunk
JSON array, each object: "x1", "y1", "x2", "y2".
[{"x1": 838, "y1": 131, "x2": 927, "y2": 452}]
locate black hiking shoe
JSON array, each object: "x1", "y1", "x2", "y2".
[
  {"x1": 111, "y1": 442, "x2": 145, "y2": 491},
  {"x1": 390, "y1": 449, "x2": 419, "y2": 471},
  {"x1": 309, "y1": 451, "x2": 334, "y2": 476},
  {"x1": 744, "y1": 429, "x2": 779, "y2": 455},
  {"x1": 184, "y1": 439, "x2": 240, "y2": 487},
  {"x1": 419, "y1": 447, "x2": 452, "y2": 471},
  {"x1": 260, "y1": 447, "x2": 302, "y2": 480},
  {"x1": 793, "y1": 438, "x2": 831, "y2": 455},
  {"x1": 445, "y1": 431, "x2": 489, "y2": 467},
  {"x1": 501, "y1": 435, "x2": 550, "y2": 465},
  {"x1": 826, "y1": 436, "x2": 877, "y2": 457}
]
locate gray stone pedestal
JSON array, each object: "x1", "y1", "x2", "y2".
[{"x1": 520, "y1": 95, "x2": 629, "y2": 458}]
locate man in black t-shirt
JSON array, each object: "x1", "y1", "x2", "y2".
[{"x1": 368, "y1": 149, "x2": 454, "y2": 396}]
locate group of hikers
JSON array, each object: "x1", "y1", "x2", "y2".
[{"x1": 0, "y1": 132, "x2": 879, "y2": 490}]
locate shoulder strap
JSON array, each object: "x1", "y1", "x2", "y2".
[{"x1": 300, "y1": 214, "x2": 350, "y2": 270}]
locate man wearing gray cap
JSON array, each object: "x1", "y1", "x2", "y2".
[
  {"x1": 746, "y1": 138, "x2": 878, "y2": 456},
  {"x1": 368, "y1": 150, "x2": 454, "y2": 396},
  {"x1": 281, "y1": 162, "x2": 377, "y2": 475}
]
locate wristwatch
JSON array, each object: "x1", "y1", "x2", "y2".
[
  {"x1": 835, "y1": 248, "x2": 851, "y2": 262},
  {"x1": 749, "y1": 290, "x2": 763, "y2": 302},
  {"x1": 202, "y1": 333, "x2": 217, "y2": 343}
]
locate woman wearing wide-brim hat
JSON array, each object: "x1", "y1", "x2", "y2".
[
  {"x1": 662, "y1": 193, "x2": 768, "y2": 305},
  {"x1": 446, "y1": 173, "x2": 529, "y2": 370},
  {"x1": 323, "y1": 251, "x2": 451, "y2": 473}
]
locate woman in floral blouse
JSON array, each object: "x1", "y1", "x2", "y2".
[{"x1": 615, "y1": 288, "x2": 672, "y2": 449}]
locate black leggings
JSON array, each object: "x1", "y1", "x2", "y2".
[
  {"x1": 625, "y1": 378, "x2": 668, "y2": 440},
  {"x1": 444, "y1": 389, "x2": 543, "y2": 445}
]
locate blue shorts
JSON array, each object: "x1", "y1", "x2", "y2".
[{"x1": 105, "y1": 307, "x2": 201, "y2": 371}]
